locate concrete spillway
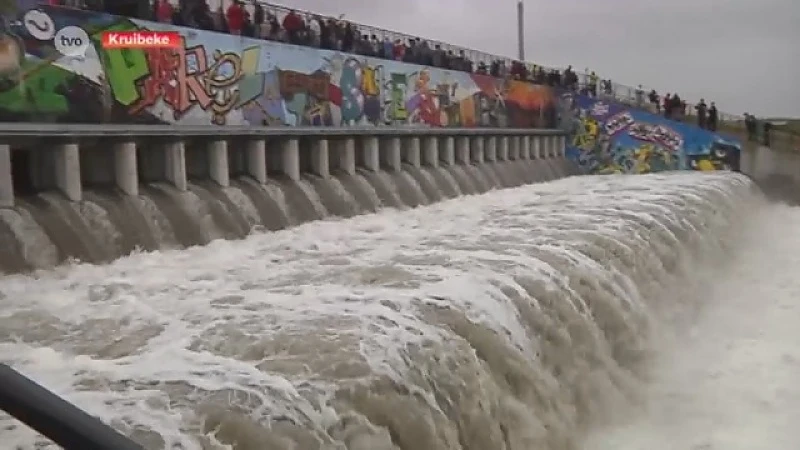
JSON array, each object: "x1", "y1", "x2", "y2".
[
  {"x1": 0, "y1": 129, "x2": 577, "y2": 274},
  {"x1": 6, "y1": 171, "x2": 800, "y2": 450}
]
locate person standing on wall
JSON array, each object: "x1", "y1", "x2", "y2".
[
  {"x1": 635, "y1": 85, "x2": 645, "y2": 108},
  {"x1": 744, "y1": 113, "x2": 756, "y2": 141},
  {"x1": 648, "y1": 89, "x2": 660, "y2": 113},
  {"x1": 588, "y1": 71, "x2": 599, "y2": 97},
  {"x1": 155, "y1": 0, "x2": 172, "y2": 23},
  {"x1": 282, "y1": 9, "x2": 305, "y2": 45},
  {"x1": 226, "y1": 0, "x2": 245, "y2": 35},
  {"x1": 763, "y1": 121, "x2": 772, "y2": 146},
  {"x1": 695, "y1": 99, "x2": 707, "y2": 129},
  {"x1": 707, "y1": 102, "x2": 718, "y2": 131}
]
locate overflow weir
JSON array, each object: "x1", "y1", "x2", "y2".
[
  {"x1": 0, "y1": 5, "x2": 578, "y2": 274},
  {"x1": 0, "y1": 125, "x2": 576, "y2": 274}
]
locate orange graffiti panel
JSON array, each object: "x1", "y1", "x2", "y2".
[
  {"x1": 469, "y1": 73, "x2": 501, "y2": 96},
  {"x1": 130, "y1": 45, "x2": 212, "y2": 117},
  {"x1": 505, "y1": 81, "x2": 554, "y2": 110},
  {"x1": 460, "y1": 97, "x2": 476, "y2": 127}
]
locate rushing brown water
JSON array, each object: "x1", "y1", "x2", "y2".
[{"x1": 0, "y1": 172, "x2": 755, "y2": 449}]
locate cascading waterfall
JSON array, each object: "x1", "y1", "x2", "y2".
[
  {"x1": 0, "y1": 160, "x2": 581, "y2": 273},
  {"x1": 0, "y1": 172, "x2": 757, "y2": 450}
]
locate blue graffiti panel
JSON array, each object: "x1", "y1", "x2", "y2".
[{"x1": 561, "y1": 92, "x2": 741, "y2": 174}]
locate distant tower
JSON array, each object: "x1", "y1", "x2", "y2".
[{"x1": 516, "y1": 0, "x2": 525, "y2": 60}]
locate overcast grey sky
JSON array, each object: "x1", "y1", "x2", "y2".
[{"x1": 277, "y1": 0, "x2": 800, "y2": 118}]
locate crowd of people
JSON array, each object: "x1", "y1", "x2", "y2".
[{"x1": 46, "y1": 0, "x2": 741, "y2": 133}]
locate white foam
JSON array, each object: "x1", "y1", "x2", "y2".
[
  {"x1": 585, "y1": 200, "x2": 800, "y2": 450},
  {"x1": 0, "y1": 172, "x2": 759, "y2": 449}
]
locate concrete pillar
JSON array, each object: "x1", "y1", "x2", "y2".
[
  {"x1": 549, "y1": 136, "x2": 557, "y2": 157},
  {"x1": 310, "y1": 139, "x2": 329, "y2": 178},
  {"x1": 543, "y1": 136, "x2": 551, "y2": 158},
  {"x1": 361, "y1": 136, "x2": 380, "y2": 171},
  {"x1": 484, "y1": 136, "x2": 497, "y2": 161},
  {"x1": 402, "y1": 137, "x2": 421, "y2": 167},
  {"x1": 281, "y1": 138, "x2": 300, "y2": 181},
  {"x1": 470, "y1": 137, "x2": 484, "y2": 163},
  {"x1": 422, "y1": 136, "x2": 438, "y2": 167},
  {"x1": 558, "y1": 135, "x2": 567, "y2": 157},
  {"x1": 382, "y1": 137, "x2": 402, "y2": 172},
  {"x1": 113, "y1": 141, "x2": 138, "y2": 196},
  {"x1": 0, "y1": 144, "x2": 13, "y2": 207},
  {"x1": 509, "y1": 137, "x2": 520, "y2": 160},
  {"x1": 497, "y1": 137, "x2": 509, "y2": 161},
  {"x1": 439, "y1": 137, "x2": 455, "y2": 165},
  {"x1": 208, "y1": 140, "x2": 229, "y2": 187},
  {"x1": 165, "y1": 141, "x2": 187, "y2": 191},
  {"x1": 455, "y1": 137, "x2": 470, "y2": 164},
  {"x1": 335, "y1": 138, "x2": 356, "y2": 175},
  {"x1": 554, "y1": 136, "x2": 561, "y2": 157},
  {"x1": 246, "y1": 139, "x2": 267, "y2": 184},
  {"x1": 55, "y1": 143, "x2": 81, "y2": 201},
  {"x1": 533, "y1": 136, "x2": 542, "y2": 159},
  {"x1": 519, "y1": 136, "x2": 531, "y2": 159}
]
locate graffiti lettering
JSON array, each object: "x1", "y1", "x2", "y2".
[
  {"x1": 384, "y1": 72, "x2": 408, "y2": 123},
  {"x1": 566, "y1": 93, "x2": 739, "y2": 174},
  {"x1": 128, "y1": 42, "x2": 245, "y2": 124},
  {"x1": 590, "y1": 101, "x2": 610, "y2": 117},
  {"x1": 279, "y1": 70, "x2": 330, "y2": 100},
  {"x1": 94, "y1": 22, "x2": 151, "y2": 106},
  {"x1": 653, "y1": 125, "x2": 683, "y2": 152},
  {"x1": 628, "y1": 122, "x2": 652, "y2": 141},
  {"x1": 361, "y1": 65, "x2": 379, "y2": 97},
  {"x1": 129, "y1": 45, "x2": 210, "y2": 117},
  {"x1": 1, "y1": 7, "x2": 558, "y2": 128},
  {"x1": 203, "y1": 50, "x2": 243, "y2": 123},
  {"x1": 628, "y1": 122, "x2": 683, "y2": 152},
  {"x1": 604, "y1": 111, "x2": 634, "y2": 135}
]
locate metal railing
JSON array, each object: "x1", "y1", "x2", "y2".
[
  {"x1": 0, "y1": 363, "x2": 143, "y2": 449},
  {"x1": 49, "y1": 0, "x2": 752, "y2": 125},
  {"x1": 244, "y1": 1, "x2": 745, "y2": 124}
]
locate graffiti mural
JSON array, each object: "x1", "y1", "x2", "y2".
[
  {"x1": 561, "y1": 91, "x2": 741, "y2": 174},
  {"x1": 0, "y1": 5, "x2": 558, "y2": 128}
]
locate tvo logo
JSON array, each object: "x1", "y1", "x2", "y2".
[
  {"x1": 54, "y1": 26, "x2": 91, "y2": 58},
  {"x1": 22, "y1": 10, "x2": 91, "y2": 58}
]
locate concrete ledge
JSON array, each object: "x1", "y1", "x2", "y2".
[
  {"x1": 0, "y1": 124, "x2": 567, "y2": 142},
  {"x1": 0, "y1": 130, "x2": 570, "y2": 210},
  {"x1": 0, "y1": 129, "x2": 577, "y2": 273}
]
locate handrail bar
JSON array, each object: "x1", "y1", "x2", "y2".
[
  {"x1": 0, "y1": 363, "x2": 143, "y2": 450},
  {"x1": 249, "y1": 1, "x2": 749, "y2": 122},
  {"x1": 0, "y1": 124, "x2": 568, "y2": 138}
]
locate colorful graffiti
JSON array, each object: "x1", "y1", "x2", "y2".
[
  {"x1": 561, "y1": 92, "x2": 741, "y2": 174},
  {"x1": 0, "y1": 5, "x2": 557, "y2": 128}
]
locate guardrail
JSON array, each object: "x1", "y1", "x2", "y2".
[
  {"x1": 15, "y1": 0, "x2": 753, "y2": 128},
  {"x1": 0, "y1": 363, "x2": 143, "y2": 450},
  {"x1": 0, "y1": 124, "x2": 566, "y2": 146},
  {"x1": 251, "y1": 0, "x2": 746, "y2": 124},
  {"x1": 0, "y1": 124, "x2": 567, "y2": 137}
]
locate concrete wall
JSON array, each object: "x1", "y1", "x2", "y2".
[
  {"x1": 0, "y1": 128, "x2": 578, "y2": 274},
  {"x1": 739, "y1": 143, "x2": 800, "y2": 204},
  {"x1": 561, "y1": 91, "x2": 742, "y2": 174},
  {"x1": 1, "y1": 5, "x2": 558, "y2": 129}
]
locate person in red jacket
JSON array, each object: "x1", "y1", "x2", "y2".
[
  {"x1": 226, "y1": 0, "x2": 245, "y2": 35},
  {"x1": 282, "y1": 10, "x2": 304, "y2": 44},
  {"x1": 155, "y1": 0, "x2": 173, "y2": 23}
]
